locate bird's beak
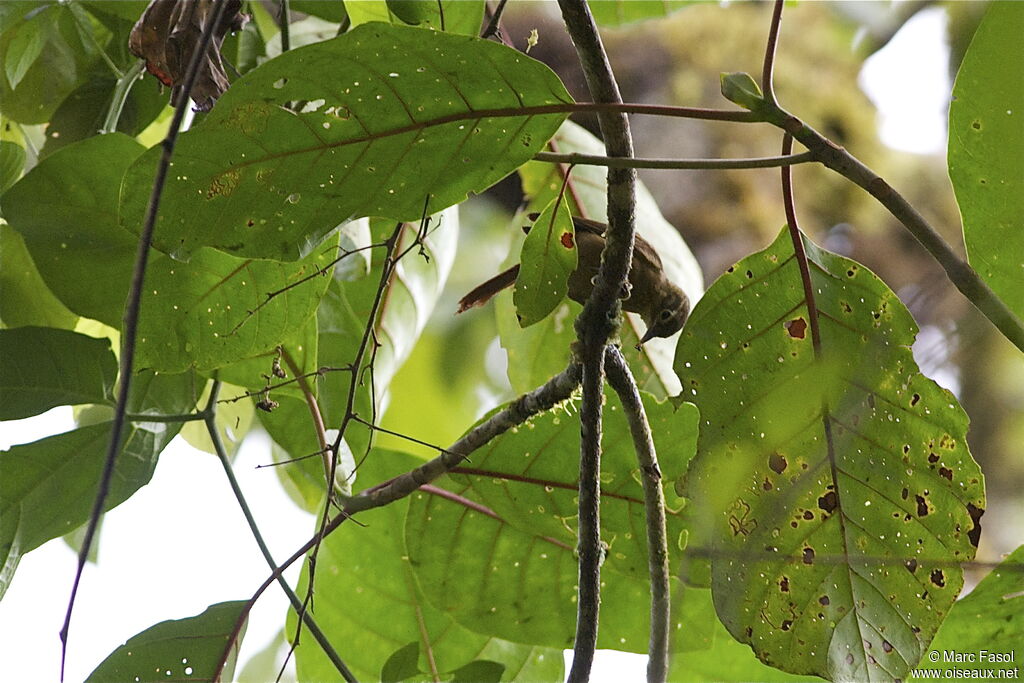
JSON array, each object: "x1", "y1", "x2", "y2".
[{"x1": 636, "y1": 327, "x2": 659, "y2": 348}]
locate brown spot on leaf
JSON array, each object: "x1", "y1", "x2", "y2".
[
  {"x1": 779, "y1": 576, "x2": 790, "y2": 592},
  {"x1": 802, "y1": 547, "x2": 815, "y2": 565},
  {"x1": 910, "y1": 393, "x2": 920, "y2": 407},
  {"x1": 930, "y1": 569, "x2": 945, "y2": 587},
  {"x1": 901, "y1": 487, "x2": 909, "y2": 500},
  {"x1": 784, "y1": 318, "x2": 807, "y2": 339},
  {"x1": 939, "y1": 467, "x2": 953, "y2": 481},
  {"x1": 762, "y1": 478, "x2": 773, "y2": 491},
  {"x1": 819, "y1": 595, "x2": 830, "y2": 606},
  {"x1": 967, "y1": 502, "x2": 984, "y2": 547},
  {"x1": 883, "y1": 640, "x2": 893, "y2": 653},
  {"x1": 803, "y1": 510, "x2": 814, "y2": 520},
  {"x1": 745, "y1": 626, "x2": 753, "y2": 638},
  {"x1": 769, "y1": 453, "x2": 787, "y2": 474},
  {"x1": 560, "y1": 232, "x2": 575, "y2": 249},
  {"x1": 818, "y1": 490, "x2": 837, "y2": 514},
  {"x1": 781, "y1": 620, "x2": 792, "y2": 631},
  {"x1": 905, "y1": 559, "x2": 918, "y2": 574},
  {"x1": 915, "y1": 494, "x2": 929, "y2": 517},
  {"x1": 928, "y1": 453, "x2": 940, "y2": 463},
  {"x1": 846, "y1": 654, "x2": 855, "y2": 665}
]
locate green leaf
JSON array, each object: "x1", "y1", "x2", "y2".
[
  {"x1": 292, "y1": 449, "x2": 564, "y2": 682},
  {"x1": 588, "y1": 0, "x2": 694, "y2": 27},
  {"x1": 451, "y1": 659, "x2": 506, "y2": 683},
  {"x1": 0, "y1": 4, "x2": 96, "y2": 124},
  {"x1": 40, "y1": 74, "x2": 165, "y2": 158},
  {"x1": 381, "y1": 642, "x2": 422, "y2": 682},
  {"x1": 291, "y1": 0, "x2": 348, "y2": 23},
  {"x1": 513, "y1": 198, "x2": 576, "y2": 327},
  {"x1": 512, "y1": 120, "x2": 703, "y2": 398},
  {"x1": 405, "y1": 390, "x2": 699, "y2": 649},
  {"x1": 119, "y1": 23, "x2": 571, "y2": 261},
  {"x1": 675, "y1": 228, "x2": 985, "y2": 682},
  {"x1": 0, "y1": 326, "x2": 116, "y2": 419},
  {"x1": 948, "y1": 2, "x2": 1024, "y2": 321},
  {"x1": 912, "y1": 545, "x2": 1024, "y2": 679},
  {"x1": 2, "y1": 133, "x2": 142, "y2": 326},
  {"x1": 0, "y1": 140, "x2": 25, "y2": 193},
  {"x1": 0, "y1": 224, "x2": 78, "y2": 329},
  {"x1": 384, "y1": 0, "x2": 485, "y2": 35},
  {"x1": 86, "y1": 601, "x2": 248, "y2": 683},
  {"x1": 135, "y1": 234, "x2": 338, "y2": 374},
  {"x1": 720, "y1": 71, "x2": 765, "y2": 112},
  {"x1": 3, "y1": 8, "x2": 46, "y2": 89}
]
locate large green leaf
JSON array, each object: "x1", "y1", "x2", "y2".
[
  {"x1": 87, "y1": 601, "x2": 248, "y2": 683},
  {"x1": 510, "y1": 120, "x2": 703, "y2": 398},
  {"x1": 120, "y1": 23, "x2": 571, "y2": 261},
  {"x1": 675, "y1": 228, "x2": 985, "y2": 682},
  {"x1": 0, "y1": 140, "x2": 25, "y2": 193},
  {"x1": 0, "y1": 224, "x2": 78, "y2": 329},
  {"x1": 948, "y1": 2, "x2": 1024, "y2": 322},
  {"x1": 910, "y1": 545, "x2": 1024, "y2": 679},
  {"x1": 405, "y1": 389, "x2": 699, "y2": 649},
  {"x1": 0, "y1": 326, "x2": 116, "y2": 419},
  {"x1": 2, "y1": 133, "x2": 141, "y2": 326},
  {"x1": 292, "y1": 449, "x2": 564, "y2": 682}
]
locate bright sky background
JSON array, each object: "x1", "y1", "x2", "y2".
[{"x1": 0, "y1": 9, "x2": 953, "y2": 682}]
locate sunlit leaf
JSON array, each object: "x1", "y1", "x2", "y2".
[
  {"x1": 948, "y1": 2, "x2": 1024, "y2": 321},
  {"x1": 120, "y1": 23, "x2": 571, "y2": 261},
  {"x1": 588, "y1": 0, "x2": 695, "y2": 28},
  {"x1": 675, "y1": 228, "x2": 985, "y2": 682},
  {"x1": 86, "y1": 601, "x2": 248, "y2": 682},
  {"x1": 0, "y1": 326, "x2": 116, "y2": 419}
]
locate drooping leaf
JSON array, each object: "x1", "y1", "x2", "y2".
[
  {"x1": 119, "y1": 23, "x2": 571, "y2": 261},
  {"x1": 405, "y1": 390, "x2": 699, "y2": 649},
  {"x1": 513, "y1": 198, "x2": 576, "y2": 327},
  {"x1": 0, "y1": 224, "x2": 78, "y2": 329},
  {"x1": 291, "y1": 0, "x2": 347, "y2": 23},
  {"x1": 588, "y1": 0, "x2": 695, "y2": 28},
  {"x1": 675, "y1": 228, "x2": 985, "y2": 682},
  {"x1": 3, "y1": 9, "x2": 46, "y2": 90},
  {"x1": 383, "y1": 0, "x2": 485, "y2": 35},
  {"x1": 292, "y1": 449, "x2": 564, "y2": 682},
  {"x1": 86, "y1": 601, "x2": 248, "y2": 683},
  {"x1": 0, "y1": 326, "x2": 116, "y2": 419},
  {"x1": 948, "y1": 2, "x2": 1024, "y2": 321},
  {"x1": 912, "y1": 545, "x2": 1024, "y2": 679},
  {"x1": 512, "y1": 120, "x2": 703, "y2": 398},
  {"x1": 2, "y1": 133, "x2": 142, "y2": 326}
]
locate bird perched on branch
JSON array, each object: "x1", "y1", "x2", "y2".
[{"x1": 458, "y1": 215, "x2": 690, "y2": 344}]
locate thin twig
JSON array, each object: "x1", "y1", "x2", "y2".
[
  {"x1": 533, "y1": 150, "x2": 815, "y2": 170},
  {"x1": 762, "y1": 0, "x2": 784, "y2": 104},
  {"x1": 481, "y1": 0, "x2": 510, "y2": 40},
  {"x1": 59, "y1": 2, "x2": 232, "y2": 677},
  {"x1": 556, "y1": 1, "x2": 640, "y2": 680},
  {"x1": 279, "y1": 0, "x2": 291, "y2": 53},
  {"x1": 279, "y1": 346, "x2": 333, "y2": 487},
  {"x1": 204, "y1": 381, "x2": 356, "y2": 681},
  {"x1": 604, "y1": 347, "x2": 670, "y2": 683}
]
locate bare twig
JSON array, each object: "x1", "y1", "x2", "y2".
[
  {"x1": 204, "y1": 381, "x2": 355, "y2": 681},
  {"x1": 481, "y1": 0, "x2": 510, "y2": 40},
  {"x1": 279, "y1": 0, "x2": 291, "y2": 53},
  {"x1": 60, "y1": 2, "x2": 232, "y2": 677},
  {"x1": 533, "y1": 150, "x2": 815, "y2": 170},
  {"x1": 280, "y1": 346, "x2": 333, "y2": 486},
  {"x1": 604, "y1": 347, "x2": 670, "y2": 683}
]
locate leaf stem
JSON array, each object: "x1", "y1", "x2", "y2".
[
  {"x1": 279, "y1": 0, "x2": 291, "y2": 53},
  {"x1": 60, "y1": 2, "x2": 232, "y2": 678},
  {"x1": 101, "y1": 60, "x2": 145, "y2": 135},
  {"x1": 604, "y1": 347, "x2": 670, "y2": 683},
  {"x1": 280, "y1": 346, "x2": 333, "y2": 487},
  {"x1": 203, "y1": 381, "x2": 356, "y2": 681},
  {"x1": 533, "y1": 150, "x2": 815, "y2": 170}
]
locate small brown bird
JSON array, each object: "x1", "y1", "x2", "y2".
[{"x1": 457, "y1": 216, "x2": 690, "y2": 344}]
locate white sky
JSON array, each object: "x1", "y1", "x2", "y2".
[{"x1": 0, "y1": 9, "x2": 952, "y2": 682}]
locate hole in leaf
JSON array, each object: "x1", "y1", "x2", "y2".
[
  {"x1": 784, "y1": 318, "x2": 807, "y2": 339},
  {"x1": 930, "y1": 569, "x2": 945, "y2": 587},
  {"x1": 818, "y1": 490, "x2": 837, "y2": 514},
  {"x1": 768, "y1": 452, "x2": 787, "y2": 474},
  {"x1": 802, "y1": 547, "x2": 815, "y2": 565}
]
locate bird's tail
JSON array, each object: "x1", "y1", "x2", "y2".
[{"x1": 456, "y1": 265, "x2": 520, "y2": 313}]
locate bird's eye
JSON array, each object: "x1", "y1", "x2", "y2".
[{"x1": 659, "y1": 309, "x2": 672, "y2": 321}]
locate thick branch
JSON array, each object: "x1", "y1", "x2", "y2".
[
  {"x1": 557, "y1": 1, "x2": 639, "y2": 680},
  {"x1": 604, "y1": 347, "x2": 670, "y2": 683}
]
